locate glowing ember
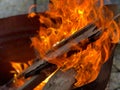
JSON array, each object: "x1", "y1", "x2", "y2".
[{"x1": 31, "y1": 0, "x2": 120, "y2": 87}]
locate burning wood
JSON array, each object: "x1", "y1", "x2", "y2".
[
  {"x1": 1, "y1": 22, "x2": 101, "y2": 90},
  {"x1": 2, "y1": 0, "x2": 120, "y2": 90},
  {"x1": 23, "y1": 23, "x2": 101, "y2": 77},
  {"x1": 4, "y1": 14, "x2": 119, "y2": 90},
  {"x1": 16, "y1": 13, "x2": 120, "y2": 90},
  {"x1": 17, "y1": 23, "x2": 101, "y2": 90}
]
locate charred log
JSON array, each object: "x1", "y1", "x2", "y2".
[
  {"x1": 0, "y1": 4, "x2": 120, "y2": 90},
  {"x1": 9, "y1": 23, "x2": 101, "y2": 90},
  {"x1": 18, "y1": 64, "x2": 57, "y2": 90},
  {"x1": 17, "y1": 13, "x2": 120, "y2": 90},
  {"x1": 22, "y1": 23, "x2": 101, "y2": 78}
]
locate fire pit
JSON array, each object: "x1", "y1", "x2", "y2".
[
  {"x1": 0, "y1": 14, "x2": 40, "y2": 85},
  {"x1": 0, "y1": 0, "x2": 120, "y2": 90}
]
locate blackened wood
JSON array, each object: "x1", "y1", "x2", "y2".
[
  {"x1": 20, "y1": 23, "x2": 101, "y2": 90},
  {"x1": 7, "y1": 13, "x2": 120, "y2": 90},
  {"x1": 23, "y1": 23, "x2": 101, "y2": 77},
  {"x1": 18, "y1": 75, "x2": 43, "y2": 90},
  {"x1": 18, "y1": 64, "x2": 57, "y2": 90},
  {"x1": 37, "y1": 13, "x2": 120, "y2": 90},
  {"x1": 14, "y1": 23, "x2": 100, "y2": 90},
  {"x1": 24, "y1": 60, "x2": 49, "y2": 78}
]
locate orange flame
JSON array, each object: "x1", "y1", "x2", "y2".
[
  {"x1": 34, "y1": 69, "x2": 58, "y2": 90},
  {"x1": 10, "y1": 61, "x2": 31, "y2": 87},
  {"x1": 10, "y1": 62, "x2": 28, "y2": 74},
  {"x1": 31, "y1": 0, "x2": 120, "y2": 87},
  {"x1": 10, "y1": 0, "x2": 120, "y2": 89}
]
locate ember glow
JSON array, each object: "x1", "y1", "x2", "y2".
[{"x1": 11, "y1": 0, "x2": 120, "y2": 89}]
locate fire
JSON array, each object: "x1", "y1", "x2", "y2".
[
  {"x1": 10, "y1": 61, "x2": 31, "y2": 87},
  {"x1": 10, "y1": 0, "x2": 120, "y2": 89},
  {"x1": 34, "y1": 69, "x2": 58, "y2": 90},
  {"x1": 31, "y1": 0, "x2": 120, "y2": 87},
  {"x1": 10, "y1": 62, "x2": 28, "y2": 74}
]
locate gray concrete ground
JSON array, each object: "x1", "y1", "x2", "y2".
[
  {"x1": 109, "y1": 45, "x2": 120, "y2": 90},
  {"x1": 0, "y1": 0, "x2": 120, "y2": 90}
]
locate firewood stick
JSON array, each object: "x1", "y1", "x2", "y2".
[
  {"x1": 15, "y1": 23, "x2": 100, "y2": 90},
  {"x1": 23, "y1": 23, "x2": 101, "y2": 77},
  {"x1": 18, "y1": 75, "x2": 44, "y2": 90},
  {"x1": 2, "y1": 59, "x2": 56, "y2": 90},
  {"x1": 18, "y1": 63, "x2": 57, "y2": 90},
  {"x1": 11, "y1": 23, "x2": 99, "y2": 90},
  {"x1": 19, "y1": 13, "x2": 120, "y2": 90},
  {"x1": 4, "y1": 13, "x2": 120, "y2": 90},
  {"x1": 42, "y1": 13, "x2": 120, "y2": 90}
]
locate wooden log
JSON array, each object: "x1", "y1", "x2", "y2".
[
  {"x1": 2, "y1": 23, "x2": 98, "y2": 90},
  {"x1": 25, "y1": 13, "x2": 120, "y2": 90},
  {"x1": 2, "y1": 4, "x2": 119, "y2": 89},
  {"x1": 23, "y1": 60, "x2": 49, "y2": 78},
  {"x1": 1, "y1": 63, "x2": 56, "y2": 90},
  {"x1": 14, "y1": 23, "x2": 101, "y2": 90},
  {"x1": 4, "y1": 12, "x2": 120, "y2": 90},
  {"x1": 41, "y1": 13, "x2": 120, "y2": 90},
  {"x1": 0, "y1": 3, "x2": 119, "y2": 89},
  {"x1": 18, "y1": 63, "x2": 56, "y2": 90}
]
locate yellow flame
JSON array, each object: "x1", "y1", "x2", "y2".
[
  {"x1": 34, "y1": 69, "x2": 58, "y2": 90},
  {"x1": 31, "y1": 0, "x2": 120, "y2": 87}
]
